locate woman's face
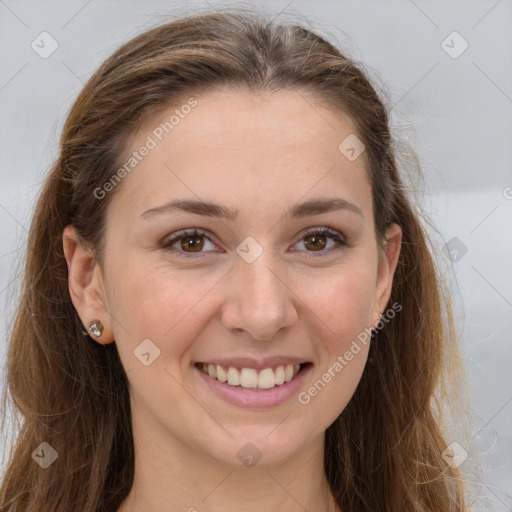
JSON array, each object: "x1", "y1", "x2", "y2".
[{"x1": 69, "y1": 88, "x2": 401, "y2": 467}]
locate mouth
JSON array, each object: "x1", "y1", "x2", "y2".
[{"x1": 194, "y1": 362, "x2": 312, "y2": 391}]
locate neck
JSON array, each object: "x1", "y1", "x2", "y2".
[{"x1": 117, "y1": 416, "x2": 340, "y2": 512}]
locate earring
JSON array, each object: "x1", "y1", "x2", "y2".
[{"x1": 82, "y1": 320, "x2": 104, "y2": 337}]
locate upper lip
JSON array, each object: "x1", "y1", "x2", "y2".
[{"x1": 195, "y1": 356, "x2": 311, "y2": 371}]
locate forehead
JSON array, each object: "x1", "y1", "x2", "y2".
[{"x1": 109, "y1": 88, "x2": 371, "y2": 219}]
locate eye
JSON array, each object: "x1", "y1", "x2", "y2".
[
  {"x1": 161, "y1": 226, "x2": 348, "y2": 259},
  {"x1": 161, "y1": 228, "x2": 219, "y2": 258},
  {"x1": 291, "y1": 227, "x2": 348, "y2": 256}
]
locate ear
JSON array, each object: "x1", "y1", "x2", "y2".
[
  {"x1": 62, "y1": 224, "x2": 114, "y2": 344},
  {"x1": 371, "y1": 223, "x2": 402, "y2": 328}
]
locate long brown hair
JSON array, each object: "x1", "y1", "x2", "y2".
[{"x1": 1, "y1": 6, "x2": 475, "y2": 511}]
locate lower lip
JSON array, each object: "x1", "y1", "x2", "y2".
[{"x1": 194, "y1": 364, "x2": 312, "y2": 409}]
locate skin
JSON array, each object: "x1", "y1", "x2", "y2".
[{"x1": 63, "y1": 88, "x2": 401, "y2": 512}]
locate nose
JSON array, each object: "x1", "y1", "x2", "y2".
[{"x1": 220, "y1": 253, "x2": 299, "y2": 342}]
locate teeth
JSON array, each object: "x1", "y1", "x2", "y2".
[
  {"x1": 274, "y1": 365, "x2": 285, "y2": 385},
  {"x1": 227, "y1": 367, "x2": 240, "y2": 386},
  {"x1": 208, "y1": 365, "x2": 217, "y2": 379},
  {"x1": 216, "y1": 365, "x2": 227, "y2": 383},
  {"x1": 284, "y1": 364, "x2": 294, "y2": 382},
  {"x1": 257, "y1": 368, "x2": 275, "y2": 389},
  {"x1": 199, "y1": 363, "x2": 302, "y2": 389},
  {"x1": 240, "y1": 368, "x2": 258, "y2": 388}
]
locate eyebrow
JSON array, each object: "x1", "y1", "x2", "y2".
[{"x1": 140, "y1": 197, "x2": 364, "y2": 220}]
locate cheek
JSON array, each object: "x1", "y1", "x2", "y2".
[
  {"x1": 107, "y1": 259, "x2": 222, "y2": 370},
  {"x1": 301, "y1": 262, "x2": 376, "y2": 345},
  {"x1": 293, "y1": 264, "x2": 375, "y2": 420}
]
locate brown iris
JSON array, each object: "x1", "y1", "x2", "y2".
[
  {"x1": 181, "y1": 235, "x2": 204, "y2": 252},
  {"x1": 303, "y1": 234, "x2": 327, "y2": 251}
]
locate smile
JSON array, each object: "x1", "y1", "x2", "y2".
[{"x1": 196, "y1": 362, "x2": 305, "y2": 390}]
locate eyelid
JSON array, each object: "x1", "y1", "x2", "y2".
[
  {"x1": 299, "y1": 226, "x2": 347, "y2": 244},
  {"x1": 161, "y1": 226, "x2": 349, "y2": 258}
]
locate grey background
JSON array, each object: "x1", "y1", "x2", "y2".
[{"x1": 1, "y1": 0, "x2": 511, "y2": 509}]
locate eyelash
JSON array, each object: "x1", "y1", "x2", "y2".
[{"x1": 160, "y1": 227, "x2": 349, "y2": 259}]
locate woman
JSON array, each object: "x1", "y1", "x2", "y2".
[{"x1": 0, "y1": 7, "x2": 475, "y2": 512}]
